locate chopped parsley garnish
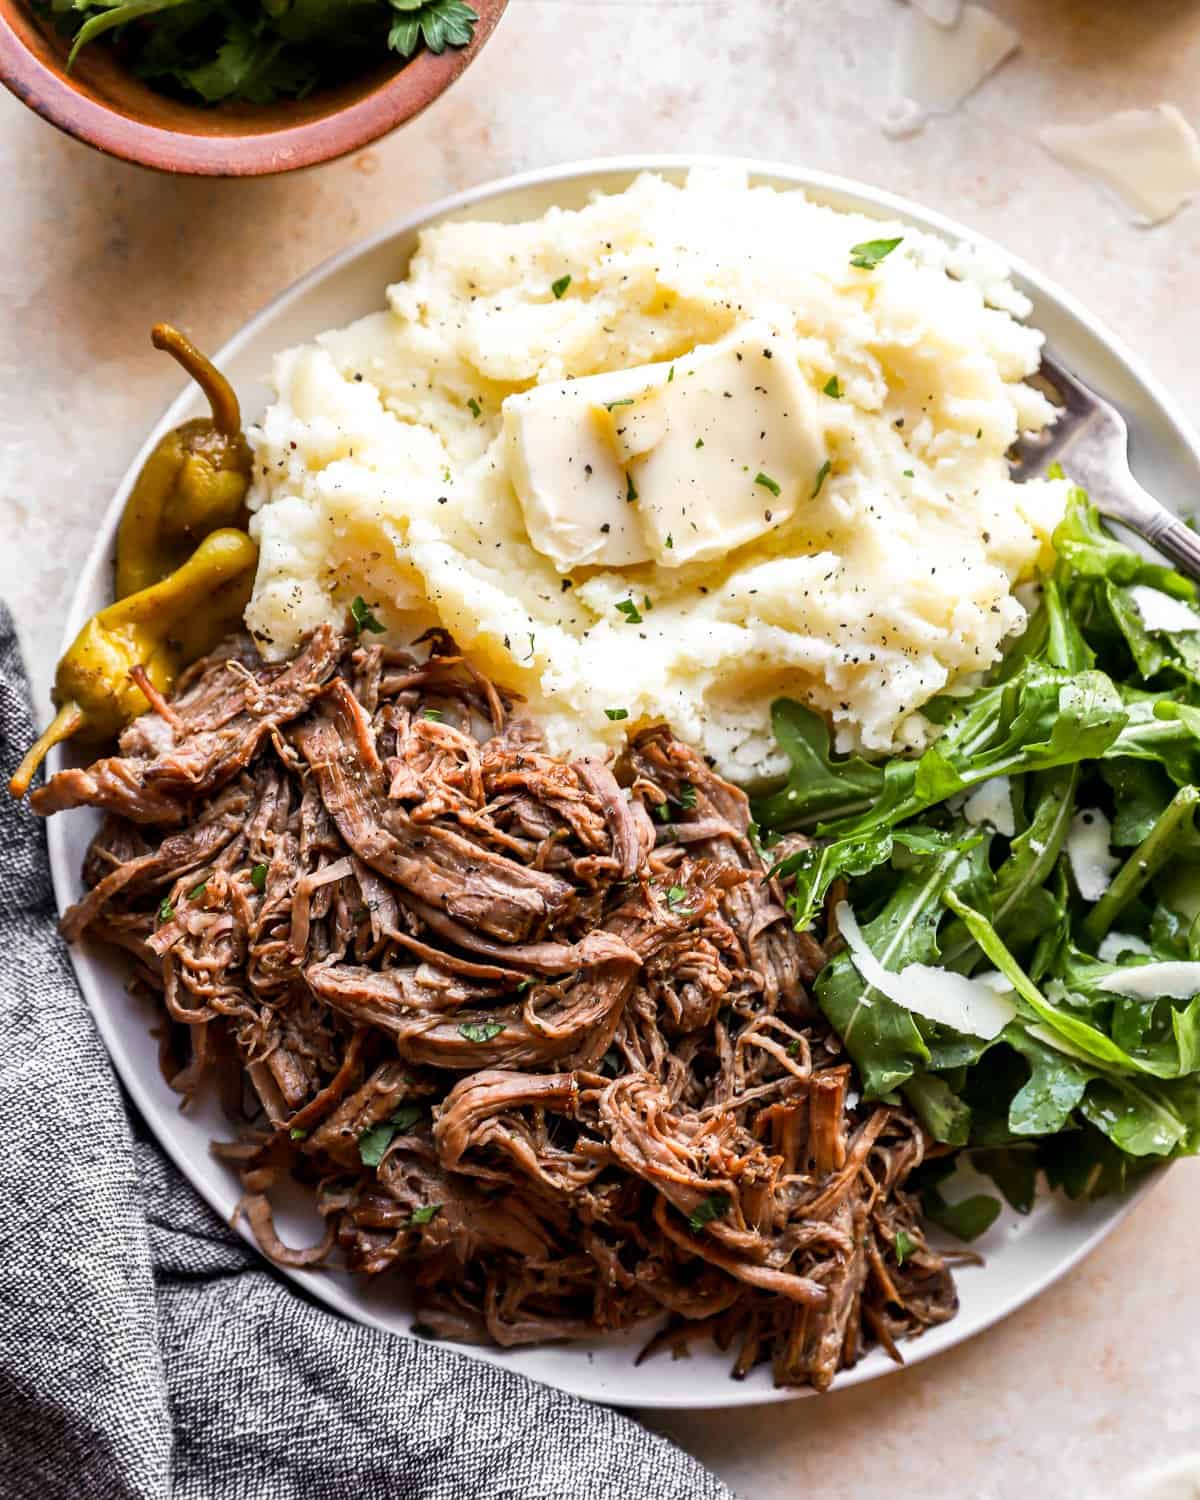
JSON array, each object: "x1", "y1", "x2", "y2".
[
  {"x1": 551, "y1": 274, "x2": 571, "y2": 299},
  {"x1": 358, "y1": 1105, "x2": 423, "y2": 1167},
  {"x1": 679, "y1": 781, "x2": 697, "y2": 809},
  {"x1": 615, "y1": 598, "x2": 643, "y2": 625},
  {"x1": 422, "y1": 708, "x2": 444, "y2": 721},
  {"x1": 694, "y1": 438, "x2": 704, "y2": 449},
  {"x1": 653, "y1": 800, "x2": 672, "y2": 823},
  {"x1": 157, "y1": 897, "x2": 174, "y2": 925},
  {"x1": 894, "y1": 1228, "x2": 916, "y2": 1266},
  {"x1": 666, "y1": 884, "x2": 689, "y2": 909},
  {"x1": 811, "y1": 459, "x2": 832, "y2": 498},
  {"x1": 687, "y1": 1193, "x2": 731, "y2": 1234},
  {"x1": 467, "y1": 396, "x2": 482, "y2": 419},
  {"x1": 604, "y1": 708, "x2": 629, "y2": 721},
  {"x1": 849, "y1": 236, "x2": 903, "y2": 269},
  {"x1": 754, "y1": 472, "x2": 781, "y2": 498},
  {"x1": 458, "y1": 1020, "x2": 504, "y2": 1044},
  {"x1": 187, "y1": 880, "x2": 208, "y2": 900},
  {"x1": 626, "y1": 471, "x2": 638, "y2": 503},
  {"x1": 665, "y1": 533, "x2": 674, "y2": 550},
  {"x1": 903, "y1": 469, "x2": 915, "y2": 478},
  {"x1": 787, "y1": 1038, "x2": 803, "y2": 1057},
  {"x1": 823, "y1": 375, "x2": 843, "y2": 398},
  {"x1": 350, "y1": 596, "x2": 385, "y2": 635},
  {"x1": 604, "y1": 398, "x2": 634, "y2": 411},
  {"x1": 410, "y1": 1203, "x2": 441, "y2": 1226},
  {"x1": 250, "y1": 862, "x2": 268, "y2": 893},
  {"x1": 515, "y1": 978, "x2": 533, "y2": 994},
  {"x1": 289, "y1": 1127, "x2": 308, "y2": 1141},
  {"x1": 668, "y1": 365, "x2": 675, "y2": 383}
]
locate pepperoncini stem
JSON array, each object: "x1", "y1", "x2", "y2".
[
  {"x1": 151, "y1": 323, "x2": 241, "y2": 437},
  {"x1": 10, "y1": 529, "x2": 259, "y2": 803},
  {"x1": 8, "y1": 702, "x2": 84, "y2": 799}
]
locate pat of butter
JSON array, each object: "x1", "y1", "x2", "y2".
[
  {"x1": 503, "y1": 321, "x2": 824, "y2": 571},
  {"x1": 504, "y1": 366, "x2": 663, "y2": 569}
]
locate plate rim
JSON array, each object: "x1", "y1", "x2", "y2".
[{"x1": 45, "y1": 154, "x2": 1195, "y2": 1410}]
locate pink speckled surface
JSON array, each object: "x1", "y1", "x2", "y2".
[{"x1": 3, "y1": 2, "x2": 1198, "y2": 1496}]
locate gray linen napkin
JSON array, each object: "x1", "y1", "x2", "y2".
[{"x1": 0, "y1": 608, "x2": 733, "y2": 1500}]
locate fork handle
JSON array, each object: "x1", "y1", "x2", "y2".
[{"x1": 1138, "y1": 509, "x2": 1200, "y2": 583}]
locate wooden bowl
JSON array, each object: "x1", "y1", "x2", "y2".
[{"x1": 0, "y1": 1, "x2": 508, "y2": 176}]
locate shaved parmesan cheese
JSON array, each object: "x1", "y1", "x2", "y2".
[
  {"x1": 884, "y1": 4, "x2": 1019, "y2": 139},
  {"x1": 1097, "y1": 931, "x2": 1153, "y2": 964},
  {"x1": 1129, "y1": 585, "x2": 1200, "y2": 635},
  {"x1": 1040, "y1": 105, "x2": 1200, "y2": 227},
  {"x1": 1097, "y1": 962, "x2": 1200, "y2": 1000},
  {"x1": 963, "y1": 775, "x2": 1015, "y2": 837},
  {"x1": 836, "y1": 901, "x2": 1016, "y2": 1040},
  {"x1": 1067, "y1": 808, "x2": 1119, "y2": 902},
  {"x1": 911, "y1": 0, "x2": 963, "y2": 25},
  {"x1": 1129, "y1": 1455, "x2": 1200, "y2": 1500}
]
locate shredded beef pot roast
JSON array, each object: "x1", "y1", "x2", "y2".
[{"x1": 46, "y1": 627, "x2": 959, "y2": 1390}]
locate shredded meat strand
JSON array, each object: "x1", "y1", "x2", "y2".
[{"x1": 50, "y1": 629, "x2": 959, "y2": 1391}]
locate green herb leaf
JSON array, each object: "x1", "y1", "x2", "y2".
[
  {"x1": 289, "y1": 1127, "x2": 308, "y2": 1141},
  {"x1": 687, "y1": 1193, "x2": 731, "y2": 1234},
  {"x1": 358, "y1": 1104, "x2": 423, "y2": 1167},
  {"x1": 157, "y1": 897, "x2": 174, "y2": 925},
  {"x1": 893, "y1": 1228, "x2": 916, "y2": 1265},
  {"x1": 551, "y1": 274, "x2": 571, "y2": 299},
  {"x1": 615, "y1": 598, "x2": 643, "y2": 625},
  {"x1": 350, "y1": 596, "x2": 385, "y2": 635},
  {"x1": 388, "y1": 0, "x2": 478, "y2": 57},
  {"x1": 187, "y1": 880, "x2": 208, "y2": 900},
  {"x1": 849, "y1": 236, "x2": 903, "y2": 270},
  {"x1": 755, "y1": 472, "x2": 782, "y2": 498},
  {"x1": 812, "y1": 459, "x2": 831, "y2": 498},
  {"x1": 679, "y1": 781, "x2": 697, "y2": 809},
  {"x1": 626, "y1": 471, "x2": 638, "y2": 503},
  {"x1": 250, "y1": 863, "x2": 269, "y2": 893},
  {"x1": 823, "y1": 375, "x2": 843, "y2": 398},
  {"x1": 467, "y1": 396, "x2": 482, "y2": 419},
  {"x1": 422, "y1": 708, "x2": 444, "y2": 721},
  {"x1": 605, "y1": 708, "x2": 629, "y2": 721},
  {"x1": 458, "y1": 1020, "x2": 505, "y2": 1044},
  {"x1": 410, "y1": 1202, "x2": 441, "y2": 1225}
]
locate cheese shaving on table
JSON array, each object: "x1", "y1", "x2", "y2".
[
  {"x1": 1040, "y1": 105, "x2": 1200, "y2": 227},
  {"x1": 835, "y1": 901, "x2": 1016, "y2": 1040},
  {"x1": 883, "y1": 4, "x2": 1019, "y2": 139}
]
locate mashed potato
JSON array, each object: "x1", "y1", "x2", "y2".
[{"x1": 245, "y1": 168, "x2": 1067, "y2": 781}]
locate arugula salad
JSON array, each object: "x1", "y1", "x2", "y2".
[
  {"x1": 754, "y1": 478, "x2": 1200, "y2": 1237},
  {"x1": 35, "y1": 0, "x2": 479, "y2": 105}
]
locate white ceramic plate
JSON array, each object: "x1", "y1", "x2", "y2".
[{"x1": 46, "y1": 158, "x2": 1200, "y2": 1410}]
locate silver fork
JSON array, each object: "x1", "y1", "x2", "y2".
[{"x1": 1009, "y1": 352, "x2": 1200, "y2": 580}]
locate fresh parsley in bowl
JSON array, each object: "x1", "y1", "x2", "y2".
[
  {"x1": 35, "y1": 0, "x2": 480, "y2": 105},
  {"x1": 0, "y1": 0, "x2": 506, "y2": 173}
]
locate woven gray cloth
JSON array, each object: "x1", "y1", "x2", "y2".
[{"x1": 0, "y1": 608, "x2": 733, "y2": 1500}]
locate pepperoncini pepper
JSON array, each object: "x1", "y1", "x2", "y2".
[
  {"x1": 114, "y1": 324, "x2": 253, "y2": 599},
  {"x1": 9, "y1": 530, "x2": 258, "y2": 797}
]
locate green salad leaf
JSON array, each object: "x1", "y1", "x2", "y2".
[{"x1": 757, "y1": 484, "x2": 1200, "y2": 1227}]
